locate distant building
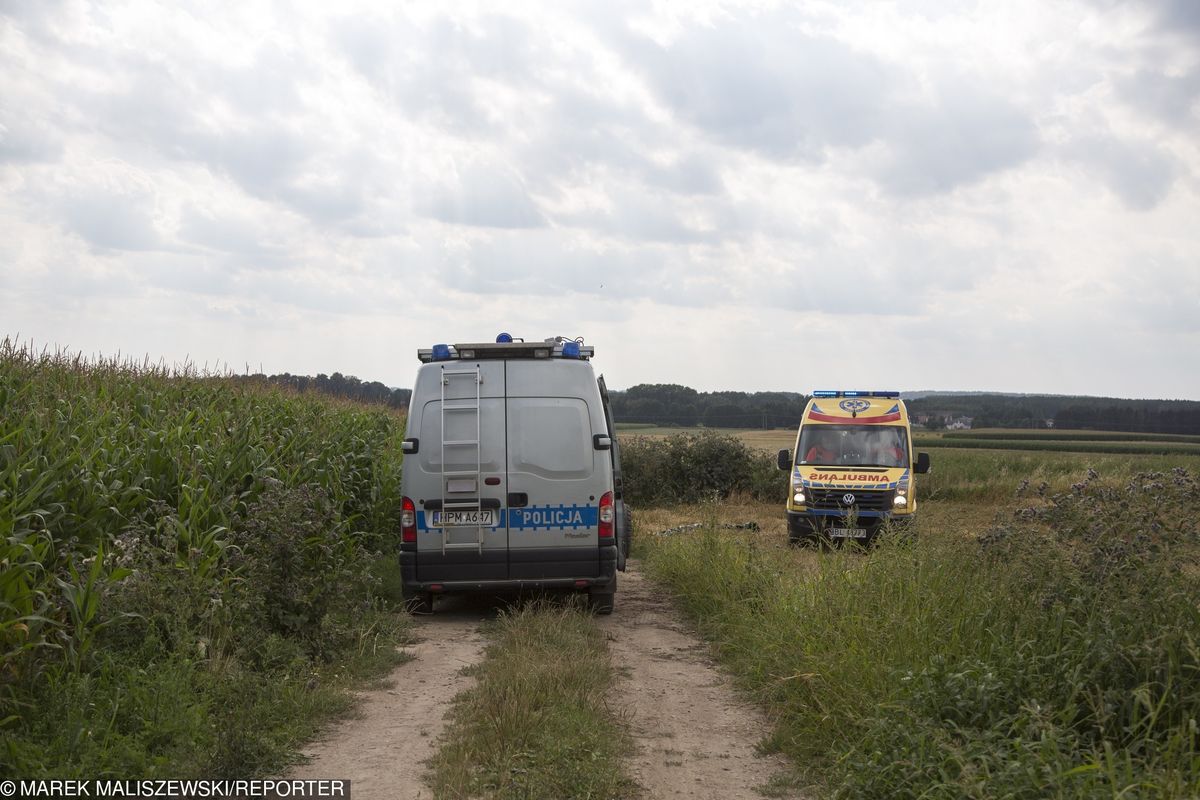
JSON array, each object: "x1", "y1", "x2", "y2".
[{"x1": 945, "y1": 416, "x2": 974, "y2": 430}]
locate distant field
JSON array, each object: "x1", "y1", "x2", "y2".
[
  {"x1": 942, "y1": 428, "x2": 1200, "y2": 443},
  {"x1": 913, "y1": 437, "x2": 1200, "y2": 456}
]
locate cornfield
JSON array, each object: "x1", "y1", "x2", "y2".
[{"x1": 0, "y1": 338, "x2": 408, "y2": 775}]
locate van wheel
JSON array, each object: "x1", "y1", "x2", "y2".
[{"x1": 589, "y1": 590, "x2": 615, "y2": 615}]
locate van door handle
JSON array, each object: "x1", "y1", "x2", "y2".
[{"x1": 507, "y1": 492, "x2": 528, "y2": 507}]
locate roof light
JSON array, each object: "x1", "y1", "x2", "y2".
[
  {"x1": 562, "y1": 341, "x2": 580, "y2": 358},
  {"x1": 496, "y1": 332, "x2": 513, "y2": 343},
  {"x1": 812, "y1": 390, "x2": 900, "y2": 398},
  {"x1": 432, "y1": 344, "x2": 453, "y2": 361}
]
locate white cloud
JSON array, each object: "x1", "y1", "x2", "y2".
[{"x1": 0, "y1": 0, "x2": 1197, "y2": 397}]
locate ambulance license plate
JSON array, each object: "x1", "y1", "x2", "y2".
[
  {"x1": 827, "y1": 527, "x2": 867, "y2": 539},
  {"x1": 431, "y1": 510, "x2": 496, "y2": 528}
]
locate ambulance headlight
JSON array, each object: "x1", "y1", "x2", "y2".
[
  {"x1": 793, "y1": 491, "x2": 806, "y2": 504},
  {"x1": 893, "y1": 494, "x2": 908, "y2": 507}
]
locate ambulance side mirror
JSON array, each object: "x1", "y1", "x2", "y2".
[
  {"x1": 777, "y1": 449, "x2": 792, "y2": 471},
  {"x1": 915, "y1": 452, "x2": 931, "y2": 474}
]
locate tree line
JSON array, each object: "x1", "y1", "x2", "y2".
[
  {"x1": 608, "y1": 385, "x2": 1200, "y2": 435},
  {"x1": 608, "y1": 384, "x2": 809, "y2": 428},
  {"x1": 227, "y1": 374, "x2": 1200, "y2": 434},
  {"x1": 906, "y1": 394, "x2": 1200, "y2": 434},
  {"x1": 237, "y1": 372, "x2": 412, "y2": 409}
]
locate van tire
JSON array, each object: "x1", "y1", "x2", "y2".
[
  {"x1": 620, "y1": 506, "x2": 633, "y2": 568},
  {"x1": 589, "y1": 590, "x2": 615, "y2": 615}
]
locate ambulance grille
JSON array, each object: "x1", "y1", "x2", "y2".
[{"x1": 807, "y1": 488, "x2": 892, "y2": 512}]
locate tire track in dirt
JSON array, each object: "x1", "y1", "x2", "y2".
[
  {"x1": 287, "y1": 602, "x2": 488, "y2": 800},
  {"x1": 600, "y1": 562, "x2": 800, "y2": 799}
]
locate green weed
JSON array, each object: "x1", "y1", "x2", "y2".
[
  {"x1": 428, "y1": 601, "x2": 636, "y2": 799},
  {"x1": 641, "y1": 467, "x2": 1200, "y2": 798}
]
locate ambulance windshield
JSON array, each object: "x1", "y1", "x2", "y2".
[{"x1": 798, "y1": 426, "x2": 908, "y2": 467}]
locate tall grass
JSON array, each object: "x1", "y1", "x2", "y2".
[
  {"x1": 428, "y1": 601, "x2": 634, "y2": 799},
  {"x1": 913, "y1": 448, "x2": 1200, "y2": 504},
  {"x1": 0, "y1": 339, "x2": 410, "y2": 776},
  {"x1": 642, "y1": 469, "x2": 1200, "y2": 798},
  {"x1": 620, "y1": 431, "x2": 782, "y2": 505}
]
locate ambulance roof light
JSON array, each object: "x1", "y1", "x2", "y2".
[
  {"x1": 431, "y1": 344, "x2": 453, "y2": 361},
  {"x1": 562, "y1": 341, "x2": 580, "y2": 358},
  {"x1": 496, "y1": 332, "x2": 513, "y2": 343},
  {"x1": 812, "y1": 390, "x2": 900, "y2": 398}
]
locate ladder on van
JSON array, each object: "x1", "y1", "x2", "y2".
[{"x1": 440, "y1": 365, "x2": 485, "y2": 555}]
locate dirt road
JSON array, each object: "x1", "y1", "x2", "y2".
[
  {"x1": 289, "y1": 563, "x2": 796, "y2": 798},
  {"x1": 287, "y1": 603, "x2": 488, "y2": 800},
  {"x1": 601, "y1": 562, "x2": 797, "y2": 799}
]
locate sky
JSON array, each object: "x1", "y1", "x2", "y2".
[{"x1": 1, "y1": 1, "x2": 1198, "y2": 399}]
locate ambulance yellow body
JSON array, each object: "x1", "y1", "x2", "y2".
[{"x1": 776, "y1": 391, "x2": 931, "y2": 546}]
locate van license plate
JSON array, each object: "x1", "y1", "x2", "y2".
[
  {"x1": 431, "y1": 510, "x2": 496, "y2": 528},
  {"x1": 827, "y1": 527, "x2": 867, "y2": 539}
]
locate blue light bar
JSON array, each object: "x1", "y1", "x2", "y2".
[
  {"x1": 496, "y1": 332, "x2": 513, "y2": 343},
  {"x1": 812, "y1": 390, "x2": 839, "y2": 398},
  {"x1": 561, "y1": 341, "x2": 580, "y2": 359},
  {"x1": 431, "y1": 344, "x2": 453, "y2": 361}
]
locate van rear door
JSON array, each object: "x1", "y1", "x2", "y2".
[
  {"x1": 505, "y1": 360, "x2": 609, "y2": 579},
  {"x1": 413, "y1": 360, "x2": 507, "y2": 581}
]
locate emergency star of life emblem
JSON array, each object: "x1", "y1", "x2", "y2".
[
  {"x1": 842, "y1": 493, "x2": 856, "y2": 505},
  {"x1": 839, "y1": 398, "x2": 870, "y2": 413}
]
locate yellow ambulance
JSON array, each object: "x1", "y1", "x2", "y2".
[{"x1": 776, "y1": 391, "x2": 931, "y2": 546}]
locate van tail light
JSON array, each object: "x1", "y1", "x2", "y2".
[
  {"x1": 598, "y1": 491, "x2": 614, "y2": 538},
  {"x1": 401, "y1": 496, "x2": 417, "y2": 543}
]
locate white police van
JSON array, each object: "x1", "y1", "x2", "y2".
[{"x1": 398, "y1": 334, "x2": 630, "y2": 613}]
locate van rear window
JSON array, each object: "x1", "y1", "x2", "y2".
[{"x1": 508, "y1": 399, "x2": 592, "y2": 479}]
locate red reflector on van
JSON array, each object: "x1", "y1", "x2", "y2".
[
  {"x1": 598, "y1": 492, "x2": 614, "y2": 538},
  {"x1": 575, "y1": 579, "x2": 590, "y2": 588},
  {"x1": 429, "y1": 584, "x2": 444, "y2": 592},
  {"x1": 484, "y1": 477, "x2": 501, "y2": 486},
  {"x1": 401, "y1": 496, "x2": 417, "y2": 543}
]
